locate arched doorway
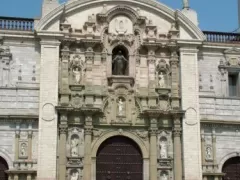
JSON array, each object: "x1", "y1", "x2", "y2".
[
  {"x1": 96, "y1": 136, "x2": 143, "y2": 180},
  {"x1": 0, "y1": 156, "x2": 8, "y2": 180},
  {"x1": 222, "y1": 156, "x2": 240, "y2": 180}
]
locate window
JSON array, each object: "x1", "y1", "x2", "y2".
[{"x1": 228, "y1": 73, "x2": 238, "y2": 96}]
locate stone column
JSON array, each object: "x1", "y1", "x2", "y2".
[
  {"x1": 173, "y1": 117, "x2": 182, "y2": 180},
  {"x1": 149, "y1": 118, "x2": 158, "y2": 180},
  {"x1": 28, "y1": 131, "x2": 32, "y2": 160},
  {"x1": 212, "y1": 133, "x2": 217, "y2": 171},
  {"x1": 15, "y1": 130, "x2": 20, "y2": 160},
  {"x1": 201, "y1": 135, "x2": 206, "y2": 165},
  {"x1": 179, "y1": 46, "x2": 202, "y2": 180},
  {"x1": 37, "y1": 39, "x2": 60, "y2": 179},
  {"x1": 26, "y1": 174, "x2": 31, "y2": 180},
  {"x1": 59, "y1": 114, "x2": 68, "y2": 180},
  {"x1": 13, "y1": 175, "x2": 18, "y2": 180},
  {"x1": 83, "y1": 115, "x2": 93, "y2": 180}
]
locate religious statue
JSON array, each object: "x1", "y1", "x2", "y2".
[
  {"x1": 158, "y1": 72, "x2": 165, "y2": 88},
  {"x1": 73, "y1": 66, "x2": 81, "y2": 84},
  {"x1": 161, "y1": 173, "x2": 168, "y2": 180},
  {"x1": 71, "y1": 136, "x2": 79, "y2": 157},
  {"x1": 159, "y1": 140, "x2": 167, "y2": 158},
  {"x1": 71, "y1": 171, "x2": 79, "y2": 180},
  {"x1": 117, "y1": 98, "x2": 125, "y2": 116},
  {"x1": 20, "y1": 143, "x2": 27, "y2": 157},
  {"x1": 206, "y1": 147, "x2": 212, "y2": 159},
  {"x1": 112, "y1": 51, "x2": 128, "y2": 75},
  {"x1": 183, "y1": 0, "x2": 189, "y2": 9}
]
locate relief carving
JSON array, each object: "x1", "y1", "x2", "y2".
[
  {"x1": 68, "y1": 128, "x2": 84, "y2": 157},
  {"x1": 159, "y1": 136, "x2": 168, "y2": 159},
  {"x1": 156, "y1": 59, "x2": 170, "y2": 88},
  {"x1": 70, "y1": 55, "x2": 85, "y2": 85},
  {"x1": 19, "y1": 142, "x2": 28, "y2": 158}
]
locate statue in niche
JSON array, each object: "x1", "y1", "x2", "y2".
[
  {"x1": 158, "y1": 72, "x2": 165, "y2": 88},
  {"x1": 20, "y1": 143, "x2": 27, "y2": 157},
  {"x1": 71, "y1": 171, "x2": 79, "y2": 180},
  {"x1": 73, "y1": 66, "x2": 81, "y2": 84},
  {"x1": 71, "y1": 135, "x2": 79, "y2": 157},
  {"x1": 205, "y1": 146, "x2": 212, "y2": 160},
  {"x1": 117, "y1": 97, "x2": 125, "y2": 116},
  {"x1": 161, "y1": 172, "x2": 168, "y2": 180},
  {"x1": 112, "y1": 51, "x2": 128, "y2": 75},
  {"x1": 159, "y1": 138, "x2": 167, "y2": 158}
]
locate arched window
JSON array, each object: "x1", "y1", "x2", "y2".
[
  {"x1": 222, "y1": 156, "x2": 240, "y2": 180},
  {"x1": 0, "y1": 156, "x2": 8, "y2": 180},
  {"x1": 112, "y1": 46, "x2": 129, "y2": 76}
]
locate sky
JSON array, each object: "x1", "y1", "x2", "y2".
[{"x1": 0, "y1": 0, "x2": 238, "y2": 32}]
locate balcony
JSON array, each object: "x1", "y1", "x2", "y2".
[
  {"x1": 0, "y1": 16, "x2": 34, "y2": 31},
  {"x1": 203, "y1": 31, "x2": 240, "y2": 43}
]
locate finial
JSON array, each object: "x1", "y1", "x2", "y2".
[{"x1": 183, "y1": 0, "x2": 190, "y2": 9}]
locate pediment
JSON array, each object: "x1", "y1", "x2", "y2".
[{"x1": 35, "y1": 0, "x2": 205, "y2": 41}]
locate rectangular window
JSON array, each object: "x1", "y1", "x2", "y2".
[{"x1": 228, "y1": 73, "x2": 239, "y2": 96}]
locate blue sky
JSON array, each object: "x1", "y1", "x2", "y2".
[{"x1": 0, "y1": 0, "x2": 238, "y2": 32}]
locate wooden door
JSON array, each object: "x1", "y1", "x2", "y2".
[
  {"x1": 223, "y1": 157, "x2": 240, "y2": 180},
  {"x1": 0, "y1": 157, "x2": 8, "y2": 180},
  {"x1": 96, "y1": 136, "x2": 143, "y2": 180}
]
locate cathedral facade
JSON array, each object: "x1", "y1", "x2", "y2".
[{"x1": 0, "y1": 0, "x2": 239, "y2": 180}]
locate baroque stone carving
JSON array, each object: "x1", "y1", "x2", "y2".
[
  {"x1": 71, "y1": 93, "x2": 83, "y2": 108},
  {"x1": 112, "y1": 51, "x2": 128, "y2": 76},
  {"x1": 156, "y1": 59, "x2": 170, "y2": 88},
  {"x1": 70, "y1": 55, "x2": 85, "y2": 85},
  {"x1": 135, "y1": 130, "x2": 148, "y2": 140},
  {"x1": 117, "y1": 97, "x2": 126, "y2": 116},
  {"x1": 205, "y1": 146, "x2": 213, "y2": 161},
  {"x1": 70, "y1": 135, "x2": 79, "y2": 157},
  {"x1": 68, "y1": 128, "x2": 84, "y2": 157},
  {"x1": 70, "y1": 169, "x2": 82, "y2": 180},
  {"x1": 0, "y1": 45, "x2": 12, "y2": 87},
  {"x1": 159, "y1": 136, "x2": 168, "y2": 159},
  {"x1": 19, "y1": 142, "x2": 28, "y2": 158},
  {"x1": 160, "y1": 171, "x2": 168, "y2": 180}
]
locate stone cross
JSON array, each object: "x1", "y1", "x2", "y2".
[{"x1": 183, "y1": 0, "x2": 190, "y2": 9}]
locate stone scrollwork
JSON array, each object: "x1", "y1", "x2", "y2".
[
  {"x1": 93, "y1": 129, "x2": 103, "y2": 138},
  {"x1": 135, "y1": 130, "x2": 148, "y2": 141},
  {"x1": 71, "y1": 93, "x2": 83, "y2": 108},
  {"x1": 108, "y1": 34, "x2": 134, "y2": 46}
]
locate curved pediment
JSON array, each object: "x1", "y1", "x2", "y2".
[{"x1": 36, "y1": 0, "x2": 205, "y2": 41}]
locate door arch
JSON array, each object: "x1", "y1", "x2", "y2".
[
  {"x1": 222, "y1": 156, "x2": 240, "y2": 180},
  {"x1": 0, "y1": 156, "x2": 8, "y2": 180},
  {"x1": 96, "y1": 136, "x2": 143, "y2": 180}
]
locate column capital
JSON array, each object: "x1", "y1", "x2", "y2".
[
  {"x1": 28, "y1": 131, "x2": 33, "y2": 138},
  {"x1": 60, "y1": 113, "x2": 68, "y2": 123},
  {"x1": 173, "y1": 127, "x2": 182, "y2": 137},
  {"x1": 84, "y1": 127, "x2": 93, "y2": 135},
  {"x1": 59, "y1": 125, "x2": 68, "y2": 134},
  {"x1": 149, "y1": 128, "x2": 158, "y2": 136}
]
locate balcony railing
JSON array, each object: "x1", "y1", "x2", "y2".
[
  {"x1": 0, "y1": 16, "x2": 34, "y2": 31},
  {"x1": 203, "y1": 31, "x2": 240, "y2": 43}
]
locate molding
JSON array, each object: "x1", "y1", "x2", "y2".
[
  {"x1": 199, "y1": 95, "x2": 240, "y2": 100},
  {"x1": 35, "y1": 0, "x2": 204, "y2": 41},
  {"x1": 201, "y1": 120, "x2": 240, "y2": 125},
  {"x1": 0, "y1": 115, "x2": 38, "y2": 120}
]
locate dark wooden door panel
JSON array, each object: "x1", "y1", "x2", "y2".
[
  {"x1": 0, "y1": 157, "x2": 8, "y2": 180},
  {"x1": 96, "y1": 136, "x2": 143, "y2": 180},
  {"x1": 223, "y1": 157, "x2": 240, "y2": 180}
]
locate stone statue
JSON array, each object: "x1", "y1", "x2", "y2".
[
  {"x1": 161, "y1": 173, "x2": 168, "y2": 180},
  {"x1": 71, "y1": 171, "x2": 79, "y2": 180},
  {"x1": 71, "y1": 136, "x2": 79, "y2": 157},
  {"x1": 158, "y1": 72, "x2": 165, "y2": 88},
  {"x1": 112, "y1": 51, "x2": 128, "y2": 75},
  {"x1": 20, "y1": 143, "x2": 27, "y2": 156},
  {"x1": 160, "y1": 141, "x2": 167, "y2": 158},
  {"x1": 183, "y1": 0, "x2": 189, "y2": 9},
  {"x1": 117, "y1": 98, "x2": 125, "y2": 116},
  {"x1": 206, "y1": 147, "x2": 212, "y2": 159},
  {"x1": 73, "y1": 66, "x2": 81, "y2": 84}
]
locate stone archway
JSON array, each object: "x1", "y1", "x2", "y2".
[
  {"x1": 96, "y1": 136, "x2": 143, "y2": 180},
  {"x1": 222, "y1": 156, "x2": 240, "y2": 180},
  {"x1": 0, "y1": 156, "x2": 8, "y2": 180}
]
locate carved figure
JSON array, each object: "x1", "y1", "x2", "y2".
[
  {"x1": 115, "y1": 18, "x2": 128, "y2": 34},
  {"x1": 159, "y1": 140, "x2": 167, "y2": 158},
  {"x1": 20, "y1": 143, "x2": 27, "y2": 156},
  {"x1": 112, "y1": 51, "x2": 128, "y2": 75},
  {"x1": 206, "y1": 147, "x2": 212, "y2": 159},
  {"x1": 71, "y1": 171, "x2": 79, "y2": 180},
  {"x1": 73, "y1": 66, "x2": 81, "y2": 84},
  {"x1": 161, "y1": 173, "x2": 168, "y2": 180},
  {"x1": 71, "y1": 136, "x2": 79, "y2": 157},
  {"x1": 117, "y1": 98, "x2": 125, "y2": 116},
  {"x1": 158, "y1": 72, "x2": 165, "y2": 88}
]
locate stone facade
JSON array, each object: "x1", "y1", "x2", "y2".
[{"x1": 0, "y1": 0, "x2": 239, "y2": 180}]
